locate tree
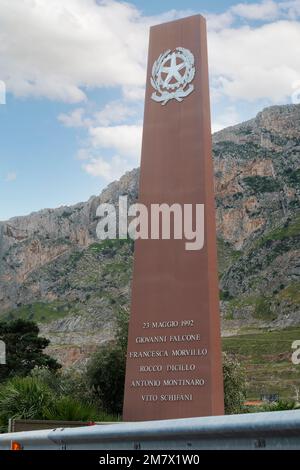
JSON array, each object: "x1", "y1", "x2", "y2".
[
  {"x1": 223, "y1": 352, "x2": 246, "y2": 414},
  {"x1": 86, "y1": 307, "x2": 128, "y2": 414},
  {"x1": 86, "y1": 344, "x2": 125, "y2": 414},
  {"x1": 0, "y1": 319, "x2": 61, "y2": 382},
  {"x1": 86, "y1": 308, "x2": 247, "y2": 416}
]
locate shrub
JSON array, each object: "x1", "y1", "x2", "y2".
[
  {"x1": 86, "y1": 344, "x2": 125, "y2": 415},
  {"x1": 254, "y1": 297, "x2": 275, "y2": 320},
  {"x1": 31, "y1": 367, "x2": 92, "y2": 405},
  {"x1": 220, "y1": 290, "x2": 233, "y2": 301},
  {"x1": 223, "y1": 353, "x2": 247, "y2": 414},
  {"x1": 262, "y1": 400, "x2": 299, "y2": 412},
  {"x1": 0, "y1": 376, "x2": 54, "y2": 428},
  {"x1": 43, "y1": 396, "x2": 100, "y2": 422},
  {"x1": 243, "y1": 175, "x2": 280, "y2": 193},
  {"x1": 0, "y1": 373, "x2": 116, "y2": 432}
]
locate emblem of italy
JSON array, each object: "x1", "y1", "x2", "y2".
[{"x1": 151, "y1": 47, "x2": 195, "y2": 105}]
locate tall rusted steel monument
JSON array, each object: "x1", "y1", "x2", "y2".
[{"x1": 123, "y1": 14, "x2": 224, "y2": 421}]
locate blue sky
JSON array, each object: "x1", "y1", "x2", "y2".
[{"x1": 1, "y1": 0, "x2": 300, "y2": 220}]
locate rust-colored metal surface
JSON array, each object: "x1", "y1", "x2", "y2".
[{"x1": 123, "y1": 15, "x2": 224, "y2": 421}]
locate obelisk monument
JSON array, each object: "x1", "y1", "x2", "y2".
[{"x1": 123, "y1": 14, "x2": 224, "y2": 421}]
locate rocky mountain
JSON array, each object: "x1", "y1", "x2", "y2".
[{"x1": 0, "y1": 104, "x2": 299, "y2": 367}]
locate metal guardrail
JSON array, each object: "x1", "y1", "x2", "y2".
[
  {"x1": 8, "y1": 419, "x2": 94, "y2": 433},
  {"x1": 0, "y1": 410, "x2": 300, "y2": 450}
]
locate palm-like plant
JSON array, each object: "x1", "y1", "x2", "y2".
[
  {"x1": 0, "y1": 374, "x2": 117, "y2": 432},
  {"x1": 0, "y1": 376, "x2": 54, "y2": 424},
  {"x1": 44, "y1": 396, "x2": 99, "y2": 422}
]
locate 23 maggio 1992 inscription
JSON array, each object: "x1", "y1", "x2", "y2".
[{"x1": 125, "y1": 318, "x2": 209, "y2": 403}]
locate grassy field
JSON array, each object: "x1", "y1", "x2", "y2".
[
  {"x1": 222, "y1": 327, "x2": 300, "y2": 401},
  {"x1": 1, "y1": 301, "x2": 75, "y2": 324}
]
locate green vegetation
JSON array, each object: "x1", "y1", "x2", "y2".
[
  {"x1": 0, "y1": 376, "x2": 54, "y2": 427},
  {"x1": 213, "y1": 141, "x2": 263, "y2": 160},
  {"x1": 253, "y1": 297, "x2": 275, "y2": 320},
  {"x1": 259, "y1": 215, "x2": 300, "y2": 247},
  {"x1": 250, "y1": 400, "x2": 299, "y2": 413},
  {"x1": 2, "y1": 301, "x2": 74, "y2": 324},
  {"x1": 283, "y1": 168, "x2": 300, "y2": 187},
  {"x1": 278, "y1": 282, "x2": 300, "y2": 305},
  {"x1": 86, "y1": 308, "x2": 128, "y2": 414},
  {"x1": 217, "y1": 238, "x2": 242, "y2": 276},
  {"x1": 60, "y1": 210, "x2": 72, "y2": 218},
  {"x1": 223, "y1": 327, "x2": 300, "y2": 401},
  {"x1": 0, "y1": 319, "x2": 114, "y2": 431},
  {"x1": 87, "y1": 344, "x2": 126, "y2": 415},
  {"x1": 236, "y1": 127, "x2": 253, "y2": 136},
  {"x1": 224, "y1": 295, "x2": 276, "y2": 321},
  {"x1": 220, "y1": 290, "x2": 234, "y2": 301},
  {"x1": 69, "y1": 250, "x2": 84, "y2": 267},
  {"x1": 243, "y1": 175, "x2": 281, "y2": 193},
  {"x1": 223, "y1": 353, "x2": 246, "y2": 414},
  {"x1": 102, "y1": 259, "x2": 132, "y2": 286},
  {"x1": 43, "y1": 396, "x2": 103, "y2": 422},
  {"x1": 0, "y1": 374, "x2": 115, "y2": 432},
  {"x1": 88, "y1": 239, "x2": 133, "y2": 255},
  {"x1": 0, "y1": 319, "x2": 61, "y2": 382},
  {"x1": 225, "y1": 297, "x2": 247, "y2": 320}
]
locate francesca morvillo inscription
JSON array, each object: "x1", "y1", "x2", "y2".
[{"x1": 128, "y1": 319, "x2": 207, "y2": 403}]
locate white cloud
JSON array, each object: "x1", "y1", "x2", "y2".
[
  {"x1": 56, "y1": 1, "x2": 300, "y2": 185},
  {"x1": 228, "y1": 0, "x2": 300, "y2": 21},
  {"x1": 94, "y1": 101, "x2": 137, "y2": 126},
  {"x1": 231, "y1": 0, "x2": 279, "y2": 20},
  {"x1": 0, "y1": 0, "x2": 147, "y2": 102},
  {"x1": 89, "y1": 124, "x2": 142, "y2": 160},
  {"x1": 59, "y1": 100, "x2": 139, "y2": 129},
  {"x1": 76, "y1": 148, "x2": 93, "y2": 161},
  {"x1": 0, "y1": 80, "x2": 6, "y2": 104},
  {"x1": 59, "y1": 99, "x2": 143, "y2": 181},
  {"x1": 58, "y1": 108, "x2": 92, "y2": 128},
  {"x1": 282, "y1": 0, "x2": 300, "y2": 19},
  {"x1": 209, "y1": 20, "x2": 300, "y2": 102},
  {"x1": 1, "y1": 0, "x2": 300, "y2": 107},
  {"x1": 0, "y1": 0, "x2": 191, "y2": 103},
  {"x1": 122, "y1": 85, "x2": 145, "y2": 102},
  {"x1": 212, "y1": 107, "x2": 241, "y2": 133},
  {"x1": 83, "y1": 155, "x2": 130, "y2": 181},
  {"x1": 206, "y1": 12, "x2": 235, "y2": 31},
  {"x1": 5, "y1": 172, "x2": 17, "y2": 182},
  {"x1": 4, "y1": 0, "x2": 300, "y2": 186},
  {"x1": 79, "y1": 123, "x2": 142, "y2": 181}
]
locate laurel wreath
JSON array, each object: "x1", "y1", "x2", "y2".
[{"x1": 150, "y1": 47, "x2": 195, "y2": 95}]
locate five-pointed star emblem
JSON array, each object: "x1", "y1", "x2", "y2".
[
  {"x1": 161, "y1": 53, "x2": 185, "y2": 85},
  {"x1": 151, "y1": 47, "x2": 195, "y2": 104}
]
